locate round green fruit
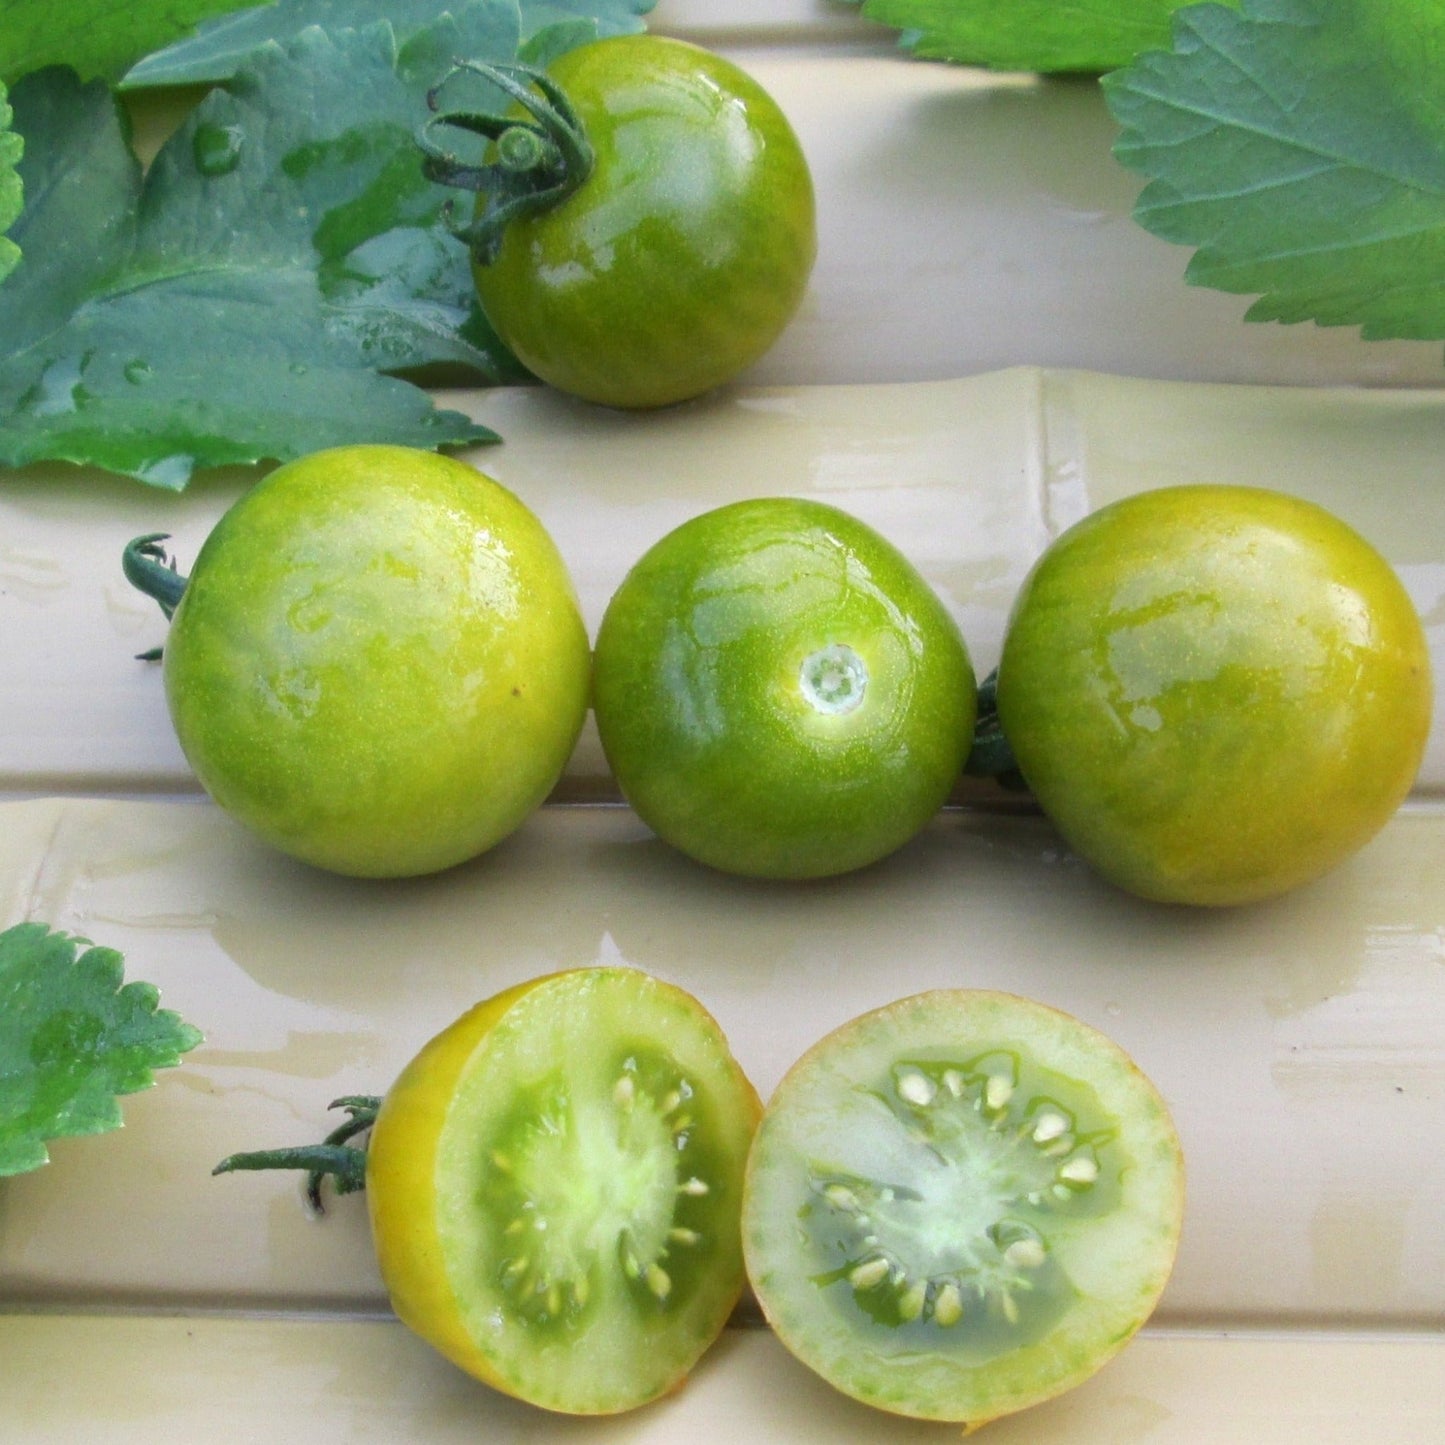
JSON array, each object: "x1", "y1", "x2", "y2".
[
  {"x1": 469, "y1": 35, "x2": 816, "y2": 409},
  {"x1": 995, "y1": 485, "x2": 1431, "y2": 906},
  {"x1": 591, "y1": 497, "x2": 978, "y2": 880},
  {"x1": 159, "y1": 444, "x2": 590, "y2": 877}
]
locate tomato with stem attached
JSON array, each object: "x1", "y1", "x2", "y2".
[
  {"x1": 217, "y1": 967, "x2": 762, "y2": 1415},
  {"x1": 422, "y1": 35, "x2": 816, "y2": 409},
  {"x1": 125, "y1": 444, "x2": 590, "y2": 878}
]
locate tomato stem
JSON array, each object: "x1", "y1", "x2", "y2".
[
  {"x1": 213, "y1": 1094, "x2": 382, "y2": 1214},
  {"x1": 123, "y1": 534, "x2": 188, "y2": 618},
  {"x1": 122, "y1": 534, "x2": 190, "y2": 660},
  {"x1": 964, "y1": 669, "x2": 1029, "y2": 791},
  {"x1": 418, "y1": 58, "x2": 594, "y2": 267}
]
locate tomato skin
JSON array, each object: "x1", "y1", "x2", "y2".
[
  {"x1": 995, "y1": 485, "x2": 1431, "y2": 906},
  {"x1": 161, "y1": 445, "x2": 590, "y2": 878},
  {"x1": 367, "y1": 978, "x2": 535, "y2": 1395},
  {"x1": 473, "y1": 36, "x2": 816, "y2": 409}
]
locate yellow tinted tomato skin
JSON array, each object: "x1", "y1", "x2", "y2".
[
  {"x1": 473, "y1": 36, "x2": 816, "y2": 409},
  {"x1": 995, "y1": 486, "x2": 1431, "y2": 906},
  {"x1": 162, "y1": 445, "x2": 590, "y2": 878},
  {"x1": 366, "y1": 977, "x2": 537, "y2": 1396},
  {"x1": 592, "y1": 498, "x2": 977, "y2": 880},
  {"x1": 366, "y1": 969, "x2": 763, "y2": 1415}
]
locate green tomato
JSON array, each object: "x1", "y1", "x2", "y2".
[
  {"x1": 368, "y1": 967, "x2": 761, "y2": 1414},
  {"x1": 159, "y1": 445, "x2": 590, "y2": 878},
  {"x1": 591, "y1": 497, "x2": 978, "y2": 880},
  {"x1": 995, "y1": 485, "x2": 1432, "y2": 906},
  {"x1": 743, "y1": 988, "x2": 1183, "y2": 1427},
  {"x1": 472, "y1": 35, "x2": 816, "y2": 409}
]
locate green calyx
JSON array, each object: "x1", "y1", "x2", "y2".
[
  {"x1": 964, "y1": 668, "x2": 1028, "y2": 790},
  {"x1": 418, "y1": 58, "x2": 594, "y2": 268},
  {"x1": 213, "y1": 1094, "x2": 382, "y2": 1214},
  {"x1": 122, "y1": 533, "x2": 190, "y2": 660},
  {"x1": 123, "y1": 533, "x2": 188, "y2": 619}
]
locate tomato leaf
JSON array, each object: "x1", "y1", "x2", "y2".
[
  {"x1": 0, "y1": 922, "x2": 202, "y2": 1176},
  {"x1": 1103, "y1": 0, "x2": 1445, "y2": 344},
  {"x1": 845, "y1": 0, "x2": 1237, "y2": 73},
  {"x1": 0, "y1": 16, "x2": 528, "y2": 487},
  {"x1": 0, "y1": 0, "x2": 256, "y2": 85},
  {"x1": 121, "y1": 0, "x2": 654, "y2": 89},
  {"x1": 0, "y1": 80, "x2": 20, "y2": 282}
]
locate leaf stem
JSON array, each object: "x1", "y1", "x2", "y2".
[{"x1": 418, "y1": 58, "x2": 593, "y2": 266}]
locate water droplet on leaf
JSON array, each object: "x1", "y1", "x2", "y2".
[{"x1": 193, "y1": 123, "x2": 244, "y2": 177}]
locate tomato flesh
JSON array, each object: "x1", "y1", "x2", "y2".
[
  {"x1": 473, "y1": 36, "x2": 816, "y2": 408},
  {"x1": 742, "y1": 990, "x2": 1184, "y2": 1426},
  {"x1": 367, "y1": 968, "x2": 761, "y2": 1415},
  {"x1": 995, "y1": 485, "x2": 1431, "y2": 906}
]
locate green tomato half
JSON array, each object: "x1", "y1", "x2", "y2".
[
  {"x1": 473, "y1": 35, "x2": 816, "y2": 409},
  {"x1": 161, "y1": 445, "x2": 590, "y2": 877},
  {"x1": 743, "y1": 988, "x2": 1184, "y2": 1427},
  {"x1": 368, "y1": 967, "x2": 761, "y2": 1414},
  {"x1": 995, "y1": 485, "x2": 1432, "y2": 906}
]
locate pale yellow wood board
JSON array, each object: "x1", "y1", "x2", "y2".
[{"x1": 2, "y1": 1316, "x2": 1442, "y2": 1443}]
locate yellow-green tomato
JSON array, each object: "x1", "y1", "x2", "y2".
[
  {"x1": 367, "y1": 967, "x2": 761, "y2": 1414},
  {"x1": 995, "y1": 485, "x2": 1431, "y2": 906},
  {"x1": 473, "y1": 35, "x2": 816, "y2": 409},
  {"x1": 161, "y1": 445, "x2": 590, "y2": 877}
]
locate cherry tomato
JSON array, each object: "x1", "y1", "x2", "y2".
[
  {"x1": 591, "y1": 497, "x2": 977, "y2": 880},
  {"x1": 367, "y1": 967, "x2": 761, "y2": 1414},
  {"x1": 469, "y1": 35, "x2": 816, "y2": 409},
  {"x1": 743, "y1": 988, "x2": 1183, "y2": 1427},
  {"x1": 157, "y1": 445, "x2": 590, "y2": 878},
  {"x1": 995, "y1": 485, "x2": 1431, "y2": 906}
]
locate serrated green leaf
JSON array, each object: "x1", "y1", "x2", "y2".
[
  {"x1": 0, "y1": 0, "x2": 253, "y2": 86},
  {"x1": 849, "y1": 0, "x2": 1236, "y2": 73},
  {"x1": 0, "y1": 922, "x2": 202, "y2": 1176},
  {"x1": 1104, "y1": 0, "x2": 1445, "y2": 344},
  {"x1": 121, "y1": 0, "x2": 653, "y2": 90},
  {"x1": 0, "y1": 80, "x2": 21, "y2": 282},
  {"x1": 0, "y1": 14, "x2": 532, "y2": 487}
]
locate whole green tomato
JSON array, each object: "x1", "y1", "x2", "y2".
[
  {"x1": 458, "y1": 35, "x2": 816, "y2": 409},
  {"x1": 592, "y1": 497, "x2": 977, "y2": 880},
  {"x1": 152, "y1": 445, "x2": 590, "y2": 878},
  {"x1": 995, "y1": 485, "x2": 1431, "y2": 906}
]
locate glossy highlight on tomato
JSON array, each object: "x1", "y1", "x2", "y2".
[
  {"x1": 159, "y1": 444, "x2": 590, "y2": 878},
  {"x1": 591, "y1": 497, "x2": 978, "y2": 880},
  {"x1": 471, "y1": 35, "x2": 816, "y2": 409},
  {"x1": 995, "y1": 485, "x2": 1431, "y2": 906},
  {"x1": 366, "y1": 967, "x2": 761, "y2": 1414},
  {"x1": 742, "y1": 988, "x2": 1184, "y2": 1427}
]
